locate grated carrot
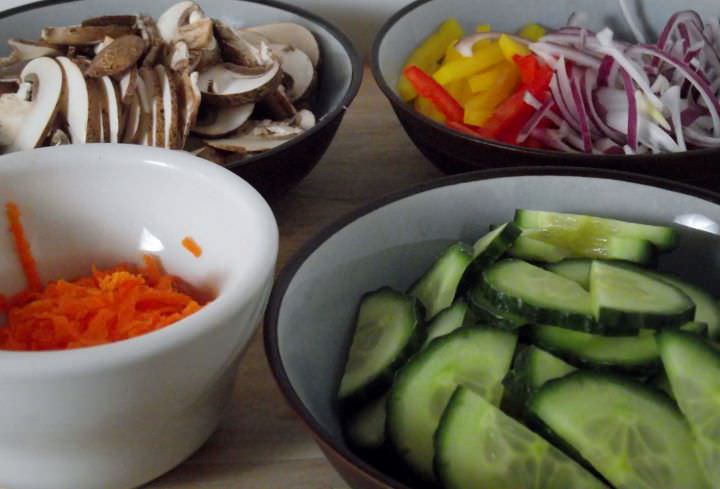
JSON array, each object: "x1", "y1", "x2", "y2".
[
  {"x1": 0, "y1": 203, "x2": 208, "y2": 351},
  {"x1": 6, "y1": 202, "x2": 42, "y2": 292},
  {"x1": 181, "y1": 236, "x2": 203, "y2": 258}
]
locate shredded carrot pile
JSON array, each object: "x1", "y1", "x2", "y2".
[
  {"x1": 0, "y1": 203, "x2": 207, "y2": 351},
  {"x1": 181, "y1": 236, "x2": 203, "y2": 258}
]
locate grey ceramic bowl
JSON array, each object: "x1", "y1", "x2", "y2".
[
  {"x1": 371, "y1": 0, "x2": 720, "y2": 190},
  {"x1": 266, "y1": 167, "x2": 720, "y2": 489},
  {"x1": 0, "y1": 0, "x2": 362, "y2": 199}
]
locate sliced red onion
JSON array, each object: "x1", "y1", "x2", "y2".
[
  {"x1": 522, "y1": 90, "x2": 543, "y2": 109},
  {"x1": 650, "y1": 74, "x2": 670, "y2": 93},
  {"x1": 596, "y1": 137, "x2": 625, "y2": 154},
  {"x1": 681, "y1": 105, "x2": 708, "y2": 126},
  {"x1": 517, "y1": 97, "x2": 554, "y2": 143},
  {"x1": 455, "y1": 32, "x2": 529, "y2": 57},
  {"x1": 685, "y1": 126, "x2": 720, "y2": 146},
  {"x1": 582, "y1": 70, "x2": 625, "y2": 142},
  {"x1": 595, "y1": 28, "x2": 663, "y2": 109},
  {"x1": 619, "y1": 68, "x2": 638, "y2": 150},
  {"x1": 570, "y1": 76, "x2": 593, "y2": 151},
  {"x1": 628, "y1": 44, "x2": 720, "y2": 135},
  {"x1": 529, "y1": 42, "x2": 602, "y2": 69},
  {"x1": 657, "y1": 10, "x2": 704, "y2": 53},
  {"x1": 597, "y1": 55, "x2": 614, "y2": 86},
  {"x1": 531, "y1": 127, "x2": 581, "y2": 153},
  {"x1": 618, "y1": 0, "x2": 647, "y2": 43},
  {"x1": 661, "y1": 85, "x2": 687, "y2": 150}
]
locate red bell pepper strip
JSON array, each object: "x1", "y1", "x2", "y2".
[
  {"x1": 513, "y1": 54, "x2": 553, "y2": 98},
  {"x1": 446, "y1": 120, "x2": 481, "y2": 137},
  {"x1": 477, "y1": 88, "x2": 535, "y2": 140},
  {"x1": 403, "y1": 65, "x2": 465, "y2": 123}
]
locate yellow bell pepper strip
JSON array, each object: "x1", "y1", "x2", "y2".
[
  {"x1": 433, "y1": 43, "x2": 505, "y2": 85},
  {"x1": 415, "y1": 95, "x2": 446, "y2": 123},
  {"x1": 498, "y1": 33, "x2": 531, "y2": 61},
  {"x1": 464, "y1": 61, "x2": 520, "y2": 112},
  {"x1": 398, "y1": 19, "x2": 465, "y2": 101},
  {"x1": 464, "y1": 106, "x2": 493, "y2": 126},
  {"x1": 443, "y1": 42, "x2": 464, "y2": 64},
  {"x1": 468, "y1": 69, "x2": 498, "y2": 93},
  {"x1": 445, "y1": 79, "x2": 472, "y2": 105},
  {"x1": 519, "y1": 22, "x2": 546, "y2": 41},
  {"x1": 403, "y1": 65, "x2": 464, "y2": 123}
]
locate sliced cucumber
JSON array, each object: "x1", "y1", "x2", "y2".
[
  {"x1": 466, "y1": 283, "x2": 526, "y2": 330},
  {"x1": 508, "y1": 235, "x2": 570, "y2": 263},
  {"x1": 436, "y1": 386, "x2": 608, "y2": 489},
  {"x1": 481, "y1": 259, "x2": 597, "y2": 332},
  {"x1": 410, "y1": 242, "x2": 473, "y2": 320},
  {"x1": 514, "y1": 209, "x2": 678, "y2": 251},
  {"x1": 529, "y1": 371, "x2": 710, "y2": 489},
  {"x1": 590, "y1": 261, "x2": 695, "y2": 330},
  {"x1": 658, "y1": 330, "x2": 720, "y2": 487},
  {"x1": 468, "y1": 221, "x2": 521, "y2": 271},
  {"x1": 648, "y1": 371, "x2": 673, "y2": 398},
  {"x1": 650, "y1": 272, "x2": 720, "y2": 340},
  {"x1": 339, "y1": 288, "x2": 424, "y2": 402},
  {"x1": 387, "y1": 327, "x2": 517, "y2": 480},
  {"x1": 546, "y1": 259, "x2": 592, "y2": 289},
  {"x1": 423, "y1": 299, "x2": 468, "y2": 347},
  {"x1": 529, "y1": 325, "x2": 661, "y2": 373},
  {"x1": 345, "y1": 394, "x2": 387, "y2": 450}
]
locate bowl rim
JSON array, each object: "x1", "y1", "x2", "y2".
[
  {"x1": 264, "y1": 165, "x2": 720, "y2": 489},
  {"x1": 369, "y1": 0, "x2": 720, "y2": 162},
  {"x1": 0, "y1": 0, "x2": 364, "y2": 172},
  {"x1": 0, "y1": 143, "x2": 278, "y2": 372}
]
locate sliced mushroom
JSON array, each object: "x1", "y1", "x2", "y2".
[
  {"x1": 86, "y1": 34, "x2": 146, "y2": 77},
  {"x1": 168, "y1": 41, "x2": 191, "y2": 72},
  {"x1": 191, "y1": 144, "x2": 226, "y2": 165},
  {"x1": 0, "y1": 91, "x2": 31, "y2": 151},
  {"x1": 177, "y1": 17, "x2": 214, "y2": 49},
  {"x1": 100, "y1": 76, "x2": 121, "y2": 143},
  {"x1": 139, "y1": 66, "x2": 164, "y2": 147},
  {"x1": 204, "y1": 119, "x2": 302, "y2": 153},
  {"x1": 8, "y1": 39, "x2": 61, "y2": 60},
  {"x1": 56, "y1": 57, "x2": 91, "y2": 144},
  {"x1": 214, "y1": 20, "x2": 272, "y2": 68},
  {"x1": 121, "y1": 92, "x2": 142, "y2": 143},
  {"x1": 155, "y1": 65, "x2": 180, "y2": 149},
  {"x1": 82, "y1": 15, "x2": 138, "y2": 27},
  {"x1": 0, "y1": 81, "x2": 17, "y2": 95},
  {"x1": 177, "y1": 70, "x2": 201, "y2": 148},
  {"x1": 245, "y1": 22, "x2": 319, "y2": 67},
  {"x1": 294, "y1": 108, "x2": 316, "y2": 131},
  {"x1": 49, "y1": 128, "x2": 70, "y2": 145},
  {"x1": 119, "y1": 67, "x2": 138, "y2": 105},
  {"x1": 1, "y1": 57, "x2": 63, "y2": 152},
  {"x1": 157, "y1": 1, "x2": 202, "y2": 43},
  {"x1": 137, "y1": 16, "x2": 163, "y2": 67},
  {"x1": 271, "y1": 43, "x2": 314, "y2": 101},
  {"x1": 199, "y1": 61, "x2": 281, "y2": 106},
  {"x1": 192, "y1": 102, "x2": 253, "y2": 138},
  {"x1": 84, "y1": 76, "x2": 102, "y2": 143},
  {"x1": 131, "y1": 73, "x2": 153, "y2": 145},
  {"x1": 257, "y1": 86, "x2": 295, "y2": 120},
  {"x1": 41, "y1": 24, "x2": 134, "y2": 45}
]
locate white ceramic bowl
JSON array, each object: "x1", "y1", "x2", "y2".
[{"x1": 0, "y1": 144, "x2": 278, "y2": 489}]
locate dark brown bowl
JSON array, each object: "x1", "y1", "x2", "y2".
[
  {"x1": 0, "y1": 0, "x2": 363, "y2": 200},
  {"x1": 371, "y1": 0, "x2": 720, "y2": 190},
  {"x1": 265, "y1": 166, "x2": 720, "y2": 488}
]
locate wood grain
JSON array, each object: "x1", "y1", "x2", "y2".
[{"x1": 147, "y1": 67, "x2": 443, "y2": 488}]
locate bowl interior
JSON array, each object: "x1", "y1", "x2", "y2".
[
  {"x1": 0, "y1": 144, "x2": 276, "y2": 308},
  {"x1": 271, "y1": 171, "x2": 720, "y2": 483},
  {"x1": 376, "y1": 0, "x2": 719, "y2": 99},
  {"x1": 0, "y1": 0, "x2": 354, "y2": 144}
]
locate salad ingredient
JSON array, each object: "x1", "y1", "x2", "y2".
[
  {"x1": 387, "y1": 327, "x2": 517, "y2": 480},
  {"x1": 436, "y1": 386, "x2": 606, "y2": 489},
  {"x1": 529, "y1": 371, "x2": 711, "y2": 489},
  {"x1": 338, "y1": 288, "x2": 423, "y2": 402},
  {"x1": 181, "y1": 236, "x2": 203, "y2": 257}
]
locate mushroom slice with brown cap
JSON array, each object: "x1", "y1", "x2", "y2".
[
  {"x1": 245, "y1": 22, "x2": 320, "y2": 67},
  {"x1": 49, "y1": 128, "x2": 70, "y2": 145},
  {"x1": 139, "y1": 66, "x2": 164, "y2": 148},
  {"x1": 177, "y1": 71, "x2": 201, "y2": 148},
  {"x1": 119, "y1": 67, "x2": 138, "y2": 105},
  {"x1": 157, "y1": 1, "x2": 202, "y2": 43},
  {"x1": 214, "y1": 20, "x2": 272, "y2": 68},
  {"x1": 272, "y1": 44, "x2": 315, "y2": 101},
  {"x1": 8, "y1": 39, "x2": 61, "y2": 60},
  {"x1": 178, "y1": 17, "x2": 214, "y2": 50},
  {"x1": 100, "y1": 76, "x2": 122, "y2": 143},
  {"x1": 168, "y1": 41, "x2": 191, "y2": 72},
  {"x1": 258, "y1": 86, "x2": 295, "y2": 120},
  {"x1": 155, "y1": 65, "x2": 180, "y2": 149},
  {"x1": 84, "y1": 77, "x2": 102, "y2": 143},
  {"x1": 132, "y1": 72, "x2": 153, "y2": 145},
  {"x1": 41, "y1": 24, "x2": 134, "y2": 45},
  {"x1": 192, "y1": 145, "x2": 226, "y2": 165},
  {"x1": 56, "y1": 57, "x2": 90, "y2": 144},
  {"x1": 199, "y1": 61, "x2": 281, "y2": 106},
  {"x1": 121, "y1": 93, "x2": 142, "y2": 143},
  {"x1": 82, "y1": 15, "x2": 138, "y2": 27},
  {"x1": 86, "y1": 35, "x2": 146, "y2": 78},
  {"x1": 192, "y1": 102, "x2": 254, "y2": 138},
  {"x1": 1, "y1": 57, "x2": 63, "y2": 152},
  {"x1": 204, "y1": 119, "x2": 303, "y2": 153}
]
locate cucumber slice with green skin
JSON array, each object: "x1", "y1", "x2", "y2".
[
  {"x1": 468, "y1": 221, "x2": 522, "y2": 271},
  {"x1": 345, "y1": 394, "x2": 387, "y2": 450},
  {"x1": 481, "y1": 259, "x2": 599, "y2": 333},
  {"x1": 423, "y1": 299, "x2": 468, "y2": 347},
  {"x1": 513, "y1": 209, "x2": 678, "y2": 251},
  {"x1": 508, "y1": 235, "x2": 570, "y2": 263},
  {"x1": 648, "y1": 371, "x2": 673, "y2": 398},
  {"x1": 552, "y1": 259, "x2": 720, "y2": 338},
  {"x1": 387, "y1": 327, "x2": 517, "y2": 481},
  {"x1": 529, "y1": 371, "x2": 710, "y2": 489},
  {"x1": 658, "y1": 330, "x2": 720, "y2": 487},
  {"x1": 339, "y1": 288, "x2": 424, "y2": 402},
  {"x1": 590, "y1": 261, "x2": 695, "y2": 331},
  {"x1": 410, "y1": 242, "x2": 473, "y2": 320},
  {"x1": 435, "y1": 386, "x2": 608, "y2": 489},
  {"x1": 466, "y1": 283, "x2": 526, "y2": 330},
  {"x1": 547, "y1": 259, "x2": 593, "y2": 289}
]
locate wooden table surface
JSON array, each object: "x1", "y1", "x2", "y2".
[{"x1": 149, "y1": 67, "x2": 444, "y2": 488}]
